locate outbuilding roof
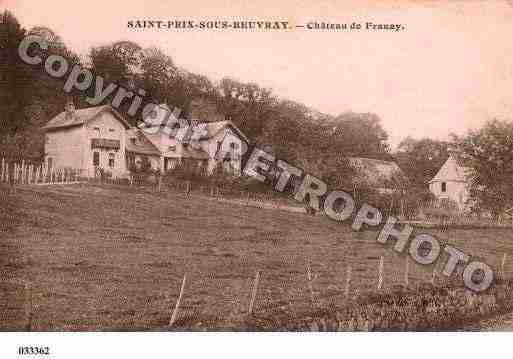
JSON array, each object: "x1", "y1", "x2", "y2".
[
  {"x1": 348, "y1": 157, "x2": 407, "y2": 187},
  {"x1": 125, "y1": 128, "x2": 162, "y2": 156},
  {"x1": 429, "y1": 155, "x2": 470, "y2": 183}
]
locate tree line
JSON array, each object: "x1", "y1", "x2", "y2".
[{"x1": 1, "y1": 10, "x2": 512, "y2": 214}]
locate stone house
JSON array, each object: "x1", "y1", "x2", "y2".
[
  {"x1": 139, "y1": 103, "x2": 249, "y2": 176},
  {"x1": 428, "y1": 154, "x2": 470, "y2": 209},
  {"x1": 43, "y1": 102, "x2": 249, "y2": 178},
  {"x1": 43, "y1": 102, "x2": 131, "y2": 178}
]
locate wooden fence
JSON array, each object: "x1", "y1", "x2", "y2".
[{"x1": 0, "y1": 157, "x2": 83, "y2": 185}]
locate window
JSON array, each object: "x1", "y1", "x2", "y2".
[
  {"x1": 93, "y1": 127, "x2": 100, "y2": 137},
  {"x1": 108, "y1": 153, "x2": 115, "y2": 168},
  {"x1": 47, "y1": 157, "x2": 53, "y2": 170},
  {"x1": 93, "y1": 152, "x2": 100, "y2": 166},
  {"x1": 130, "y1": 138, "x2": 137, "y2": 145},
  {"x1": 108, "y1": 128, "x2": 115, "y2": 132},
  {"x1": 168, "y1": 145, "x2": 176, "y2": 151},
  {"x1": 127, "y1": 154, "x2": 135, "y2": 168},
  {"x1": 441, "y1": 182, "x2": 447, "y2": 193}
]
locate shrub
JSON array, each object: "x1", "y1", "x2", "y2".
[{"x1": 95, "y1": 167, "x2": 112, "y2": 180}]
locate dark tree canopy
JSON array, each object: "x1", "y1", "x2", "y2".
[
  {"x1": 452, "y1": 119, "x2": 513, "y2": 215},
  {"x1": 394, "y1": 137, "x2": 449, "y2": 187},
  {"x1": 1, "y1": 10, "x2": 394, "y2": 183}
]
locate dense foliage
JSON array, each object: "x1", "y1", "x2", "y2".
[
  {"x1": 452, "y1": 119, "x2": 513, "y2": 215},
  {"x1": 0, "y1": 11, "x2": 391, "y2": 185}
]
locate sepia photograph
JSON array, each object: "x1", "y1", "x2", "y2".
[{"x1": 1, "y1": 0, "x2": 513, "y2": 357}]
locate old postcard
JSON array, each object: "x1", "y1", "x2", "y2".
[{"x1": 1, "y1": 0, "x2": 513, "y2": 357}]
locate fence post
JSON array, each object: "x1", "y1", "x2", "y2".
[
  {"x1": 169, "y1": 274, "x2": 187, "y2": 327},
  {"x1": 404, "y1": 256, "x2": 409, "y2": 287},
  {"x1": 377, "y1": 256, "x2": 384, "y2": 290},
  {"x1": 22, "y1": 160, "x2": 26, "y2": 184},
  {"x1": 248, "y1": 270, "x2": 261, "y2": 315},
  {"x1": 345, "y1": 265, "x2": 352, "y2": 298},
  {"x1": 501, "y1": 253, "x2": 507, "y2": 280},
  {"x1": 24, "y1": 281, "x2": 33, "y2": 331},
  {"x1": 306, "y1": 263, "x2": 315, "y2": 307}
]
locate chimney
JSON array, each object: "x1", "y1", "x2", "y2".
[{"x1": 65, "y1": 99, "x2": 75, "y2": 118}]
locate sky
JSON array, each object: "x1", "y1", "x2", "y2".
[{"x1": 3, "y1": 0, "x2": 513, "y2": 148}]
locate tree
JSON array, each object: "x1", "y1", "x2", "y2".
[
  {"x1": 327, "y1": 112, "x2": 391, "y2": 160},
  {"x1": 90, "y1": 41, "x2": 142, "y2": 86},
  {"x1": 216, "y1": 77, "x2": 276, "y2": 139},
  {"x1": 0, "y1": 10, "x2": 29, "y2": 137},
  {"x1": 452, "y1": 119, "x2": 513, "y2": 215},
  {"x1": 0, "y1": 12, "x2": 78, "y2": 160},
  {"x1": 394, "y1": 137, "x2": 449, "y2": 187}
]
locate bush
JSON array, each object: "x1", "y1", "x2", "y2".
[{"x1": 95, "y1": 167, "x2": 112, "y2": 180}]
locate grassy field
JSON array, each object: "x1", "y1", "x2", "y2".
[{"x1": 1, "y1": 183, "x2": 512, "y2": 330}]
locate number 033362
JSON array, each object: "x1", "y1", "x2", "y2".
[{"x1": 18, "y1": 346, "x2": 50, "y2": 355}]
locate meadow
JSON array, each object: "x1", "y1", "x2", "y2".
[{"x1": 1, "y1": 183, "x2": 511, "y2": 330}]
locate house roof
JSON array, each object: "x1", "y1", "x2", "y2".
[
  {"x1": 126, "y1": 128, "x2": 161, "y2": 156},
  {"x1": 348, "y1": 157, "x2": 407, "y2": 188},
  {"x1": 199, "y1": 121, "x2": 249, "y2": 143},
  {"x1": 142, "y1": 104, "x2": 249, "y2": 144},
  {"x1": 429, "y1": 155, "x2": 470, "y2": 183},
  {"x1": 43, "y1": 105, "x2": 131, "y2": 131}
]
